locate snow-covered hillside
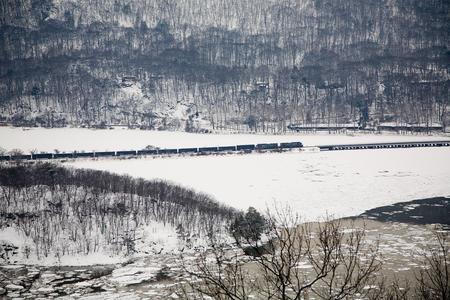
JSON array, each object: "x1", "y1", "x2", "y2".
[
  {"x1": 68, "y1": 148, "x2": 450, "y2": 221},
  {"x1": 0, "y1": 165, "x2": 234, "y2": 266}
]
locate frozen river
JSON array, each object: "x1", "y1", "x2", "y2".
[
  {"x1": 2, "y1": 127, "x2": 449, "y2": 220},
  {"x1": 67, "y1": 147, "x2": 450, "y2": 221}
]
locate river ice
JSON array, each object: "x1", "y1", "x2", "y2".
[{"x1": 67, "y1": 147, "x2": 450, "y2": 221}]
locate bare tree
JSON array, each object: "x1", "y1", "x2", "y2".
[
  {"x1": 181, "y1": 208, "x2": 382, "y2": 300},
  {"x1": 181, "y1": 242, "x2": 254, "y2": 300},
  {"x1": 415, "y1": 230, "x2": 450, "y2": 300}
]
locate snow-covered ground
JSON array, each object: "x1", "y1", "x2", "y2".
[
  {"x1": 67, "y1": 147, "x2": 450, "y2": 221},
  {"x1": 0, "y1": 220, "x2": 183, "y2": 266},
  {"x1": 0, "y1": 127, "x2": 449, "y2": 153}
]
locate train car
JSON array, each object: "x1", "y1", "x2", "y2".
[
  {"x1": 178, "y1": 147, "x2": 198, "y2": 154},
  {"x1": 218, "y1": 145, "x2": 237, "y2": 152},
  {"x1": 0, "y1": 155, "x2": 10, "y2": 161},
  {"x1": 32, "y1": 153, "x2": 54, "y2": 160},
  {"x1": 94, "y1": 151, "x2": 116, "y2": 157},
  {"x1": 236, "y1": 144, "x2": 255, "y2": 151},
  {"x1": 158, "y1": 148, "x2": 178, "y2": 155},
  {"x1": 199, "y1": 147, "x2": 219, "y2": 153},
  {"x1": 54, "y1": 153, "x2": 74, "y2": 159},
  {"x1": 279, "y1": 142, "x2": 303, "y2": 149},
  {"x1": 73, "y1": 152, "x2": 95, "y2": 158},
  {"x1": 116, "y1": 150, "x2": 137, "y2": 156},
  {"x1": 137, "y1": 149, "x2": 158, "y2": 155},
  {"x1": 11, "y1": 154, "x2": 32, "y2": 160},
  {"x1": 256, "y1": 143, "x2": 278, "y2": 150}
]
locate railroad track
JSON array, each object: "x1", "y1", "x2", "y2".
[
  {"x1": 317, "y1": 140, "x2": 450, "y2": 151},
  {"x1": 1, "y1": 141, "x2": 449, "y2": 161}
]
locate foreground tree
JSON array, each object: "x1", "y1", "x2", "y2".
[
  {"x1": 229, "y1": 206, "x2": 267, "y2": 243},
  {"x1": 181, "y1": 208, "x2": 382, "y2": 299},
  {"x1": 416, "y1": 231, "x2": 450, "y2": 300}
]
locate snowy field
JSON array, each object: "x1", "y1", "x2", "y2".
[
  {"x1": 67, "y1": 147, "x2": 450, "y2": 221},
  {"x1": 1, "y1": 126, "x2": 449, "y2": 153}
]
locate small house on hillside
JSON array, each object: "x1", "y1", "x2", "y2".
[{"x1": 121, "y1": 76, "x2": 138, "y2": 87}]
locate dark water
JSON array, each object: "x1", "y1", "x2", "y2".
[{"x1": 359, "y1": 197, "x2": 450, "y2": 226}]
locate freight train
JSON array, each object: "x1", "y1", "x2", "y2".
[{"x1": 0, "y1": 142, "x2": 303, "y2": 161}]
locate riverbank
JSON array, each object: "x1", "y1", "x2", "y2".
[{"x1": 0, "y1": 196, "x2": 448, "y2": 299}]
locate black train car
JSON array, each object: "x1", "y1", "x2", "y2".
[
  {"x1": 279, "y1": 142, "x2": 303, "y2": 149},
  {"x1": 54, "y1": 153, "x2": 74, "y2": 159},
  {"x1": 116, "y1": 150, "x2": 137, "y2": 156},
  {"x1": 0, "y1": 155, "x2": 10, "y2": 161},
  {"x1": 218, "y1": 145, "x2": 237, "y2": 152},
  {"x1": 256, "y1": 143, "x2": 278, "y2": 150},
  {"x1": 94, "y1": 151, "x2": 116, "y2": 157},
  {"x1": 11, "y1": 154, "x2": 32, "y2": 160},
  {"x1": 236, "y1": 144, "x2": 255, "y2": 151},
  {"x1": 73, "y1": 152, "x2": 95, "y2": 158},
  {"x1": 179, "y1": 148, "x2": 198, "y2": 154},
  {"x1": 158, "y1": 148, "x2": 178, "y2": 155},
  {"x1": 199, "y1": 147, "x2": 219, "y2": 153},
  {"x1": 32, "y1": 153, "x2": 53, "y2": 160},
  {"x1": 137, "y1": 149, "x2": 158, "y2": 155}
]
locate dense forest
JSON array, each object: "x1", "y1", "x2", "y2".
[
  {"x1": 0, "y1": 163, "x2": 236, "y2": 263},
  {"x1": 0, "y1": 0, "x2": 449, "y2": 132}
]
